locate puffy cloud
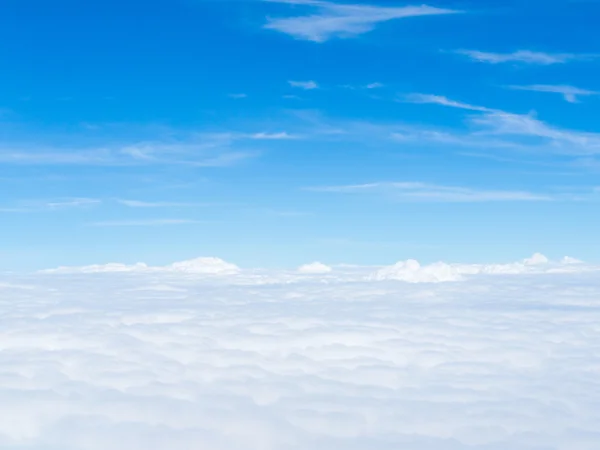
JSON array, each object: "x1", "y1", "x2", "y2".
[
  {"x1": 1, "y1": 262, "x2": 600, "y2": 449},
  {"x1": 297, "y1": 262, "x2": 333, "y2": 274},
  {"x1": 372, "y1": 254, "x2": 594, "y2": 282},
  {"x1": 371, "y1": 259, "x2": 462, "y2": 283},
  {"x1": 168, "y1": 257, "x2": 240, "y2": 274}
]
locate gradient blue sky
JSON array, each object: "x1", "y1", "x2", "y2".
[{"x1": 1, "y1": 0, "x2": 600, "y2": 270}]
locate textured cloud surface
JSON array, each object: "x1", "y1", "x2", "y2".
[{"x1": 2, "y1": 257, "x2": 600, "y2": 449}]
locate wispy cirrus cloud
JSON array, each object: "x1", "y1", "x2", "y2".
[
  {"x1": 401, "y1": 93, "x2": 600, "y2": 155},
  {"x1": 505, "y1": 84, "x2": 599, "y2": 103},
  {"x1": 248, "y1": 131, "x2": 299, "y2": 140},
  {"x1": 307, "y1": 181, "x2": 553, "y2": 202},
  {"x1": 288, "y1": 80, "x2": 319, "y2": 90},
  {"x1": 0, "y1": 131, "x2": 268, "y2": 167},
  {"x1": 265, "y1": 0, "x2": 459, "y2": 42},
  {"x1": 403, "y1": 93, "x2": 496, "y2": 112},
  {"x1": 1, "y1": 198, "x2": 101, "y2": 213},
  {"x1": 115, "y1": 199, "x2": 207, "y2": 208},
  {"x1": 455, "y1": 49, "x2": 598, "y2": 65}
]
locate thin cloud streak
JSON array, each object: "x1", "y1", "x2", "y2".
[
  {"x1": 0, "y1": 133, "x2": 263, "y2": 167},
  {"x1": 456, "y1": 49, "x2": 599, "y2": 65},
  {"x1": 115, "y1": 200, "x2": 209, "y2": 208},
  {"x1": 307, "y1": 181, "x2": 553, "y2": 202},
  {"x1": 403, "y1": 93, "x2": 496, "y2": 112},
  {"x1": 400, "y1": 94, "x2": 600, "y2": 155},
  {"x1": 265, "y1": 0, "x2": 459, "y2": 42},
  {"x1": 506, "y1": 84, "x2": 599, "y2": 103}
]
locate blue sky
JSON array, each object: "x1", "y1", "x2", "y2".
[{"x1": 1, "y1": 0, "x2": 600, "y2": 270}]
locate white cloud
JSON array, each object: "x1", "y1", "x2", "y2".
[
  {"x1": 228, "y1": 93, "x2": 248, "y2": 99},
  {"x1": 289, "y1": 80, "x2": 319, "y2": 90},
  {"x1": 506, "y1": 84, "x2": 599, "y2": 103},
  {"x1": 371, "y1": 259, "x2": 462, "y2": 283},
  {"x1": 42, "y1": 256, "x2": 239, "y2": 275},
  {"x1": 372, "y1": 253, "x2": 590, "y2": 282},
  {"x1": 470, "y1": 110, "x2": 600, "y2": 154},
  {"x1": 562, "y1": 256, "x2": 583, "y2": 264},
  {"x1": 169, "y1": 257, "x2": 240, "y2": 274},
  {"x1": 0, "y1": 198, "x2": 102, "y2": 213},
  {"x1": 455, "y1": 49, "x2": 597, "y2": 65},
  {"x1": 0, "y1": 136, "x2": 258, "y2": 167},
  {"x1": 116, "y1": 200, "x2": 205, "y2": 208},
  {"x1": 366, "y1": 82, "x2": 384, "y2": 89},
  {"x1": 249, "y1": 132, "x2": 298, "y2": 140},
  {"x1": 3, "y1": 256, "x2": 600, "y2": 449},
  {"x1": 308, "y1": 181, "x2": 552, "y2": 202},
  {"x1": 298, "y1": 262, "x2": 333, "y2": 273},
  {"x1": 265, "y1": 0, "x2": 459, "y2": 42},
  {"x1": 404, "y1": 93, "x2": 496, "y2": 112},
  {"x1": 400, "y1": 94, "x2": 600, "y2": 155}
]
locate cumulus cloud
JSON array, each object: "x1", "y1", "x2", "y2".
[
  {"x1": 168, "y1": 257, "x2": 240, "y2": 274},
  {"x1": 371, "y1": 259, "x2": 461, "y2": 283},
  {"x1": 371, "y1": 253, "x2": 591, "y2": 282},
  {"x1": 297, "y1": 262, "x2": 333, "y2": 273},
  {"x1": 265, "y1": 0, "x2": 459, "y2": 42},
  {"x1": 3, "y1": 255, "x2": 600, "y2": 450}
]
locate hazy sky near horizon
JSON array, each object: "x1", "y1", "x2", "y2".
[{"x1": 2, "y1": 0, "x2": 600, "y2": 270}]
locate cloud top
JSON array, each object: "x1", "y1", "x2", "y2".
[{"x1": 297, "y1": 261, "x2": 333, "y2": 273}]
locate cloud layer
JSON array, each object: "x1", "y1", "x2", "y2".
[{"x1": 2, "y1": 256, "x2": 600, "y2": 449}]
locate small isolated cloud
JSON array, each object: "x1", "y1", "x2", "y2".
[
  {"x1": 265, "y1": 0, "x2": 459, "y2": 42},
  {"x1": 456, "y1": 49, "x2": 597, "y2": 65},
  {"x1": 298, "y1": 261, "x2": 332, "y2": 273},
  {"x1": 366, "y1": 82, "x2": 384, "y2": 89},
  {"x1": 228, "y1": 93, "x2": 248, "y2": 99},
  {"x1": 506, "y1": 84, "x2": 599, "y2": 103},
  {"x1": 289, "y1": 80, "x2": 319, "y2": 90},
  {"x1": 308, "y1": 181, "x2": 552, "y2": 202},
  {"x1": 249, "y1": 131, "x2": 298, "y2": 140}
]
